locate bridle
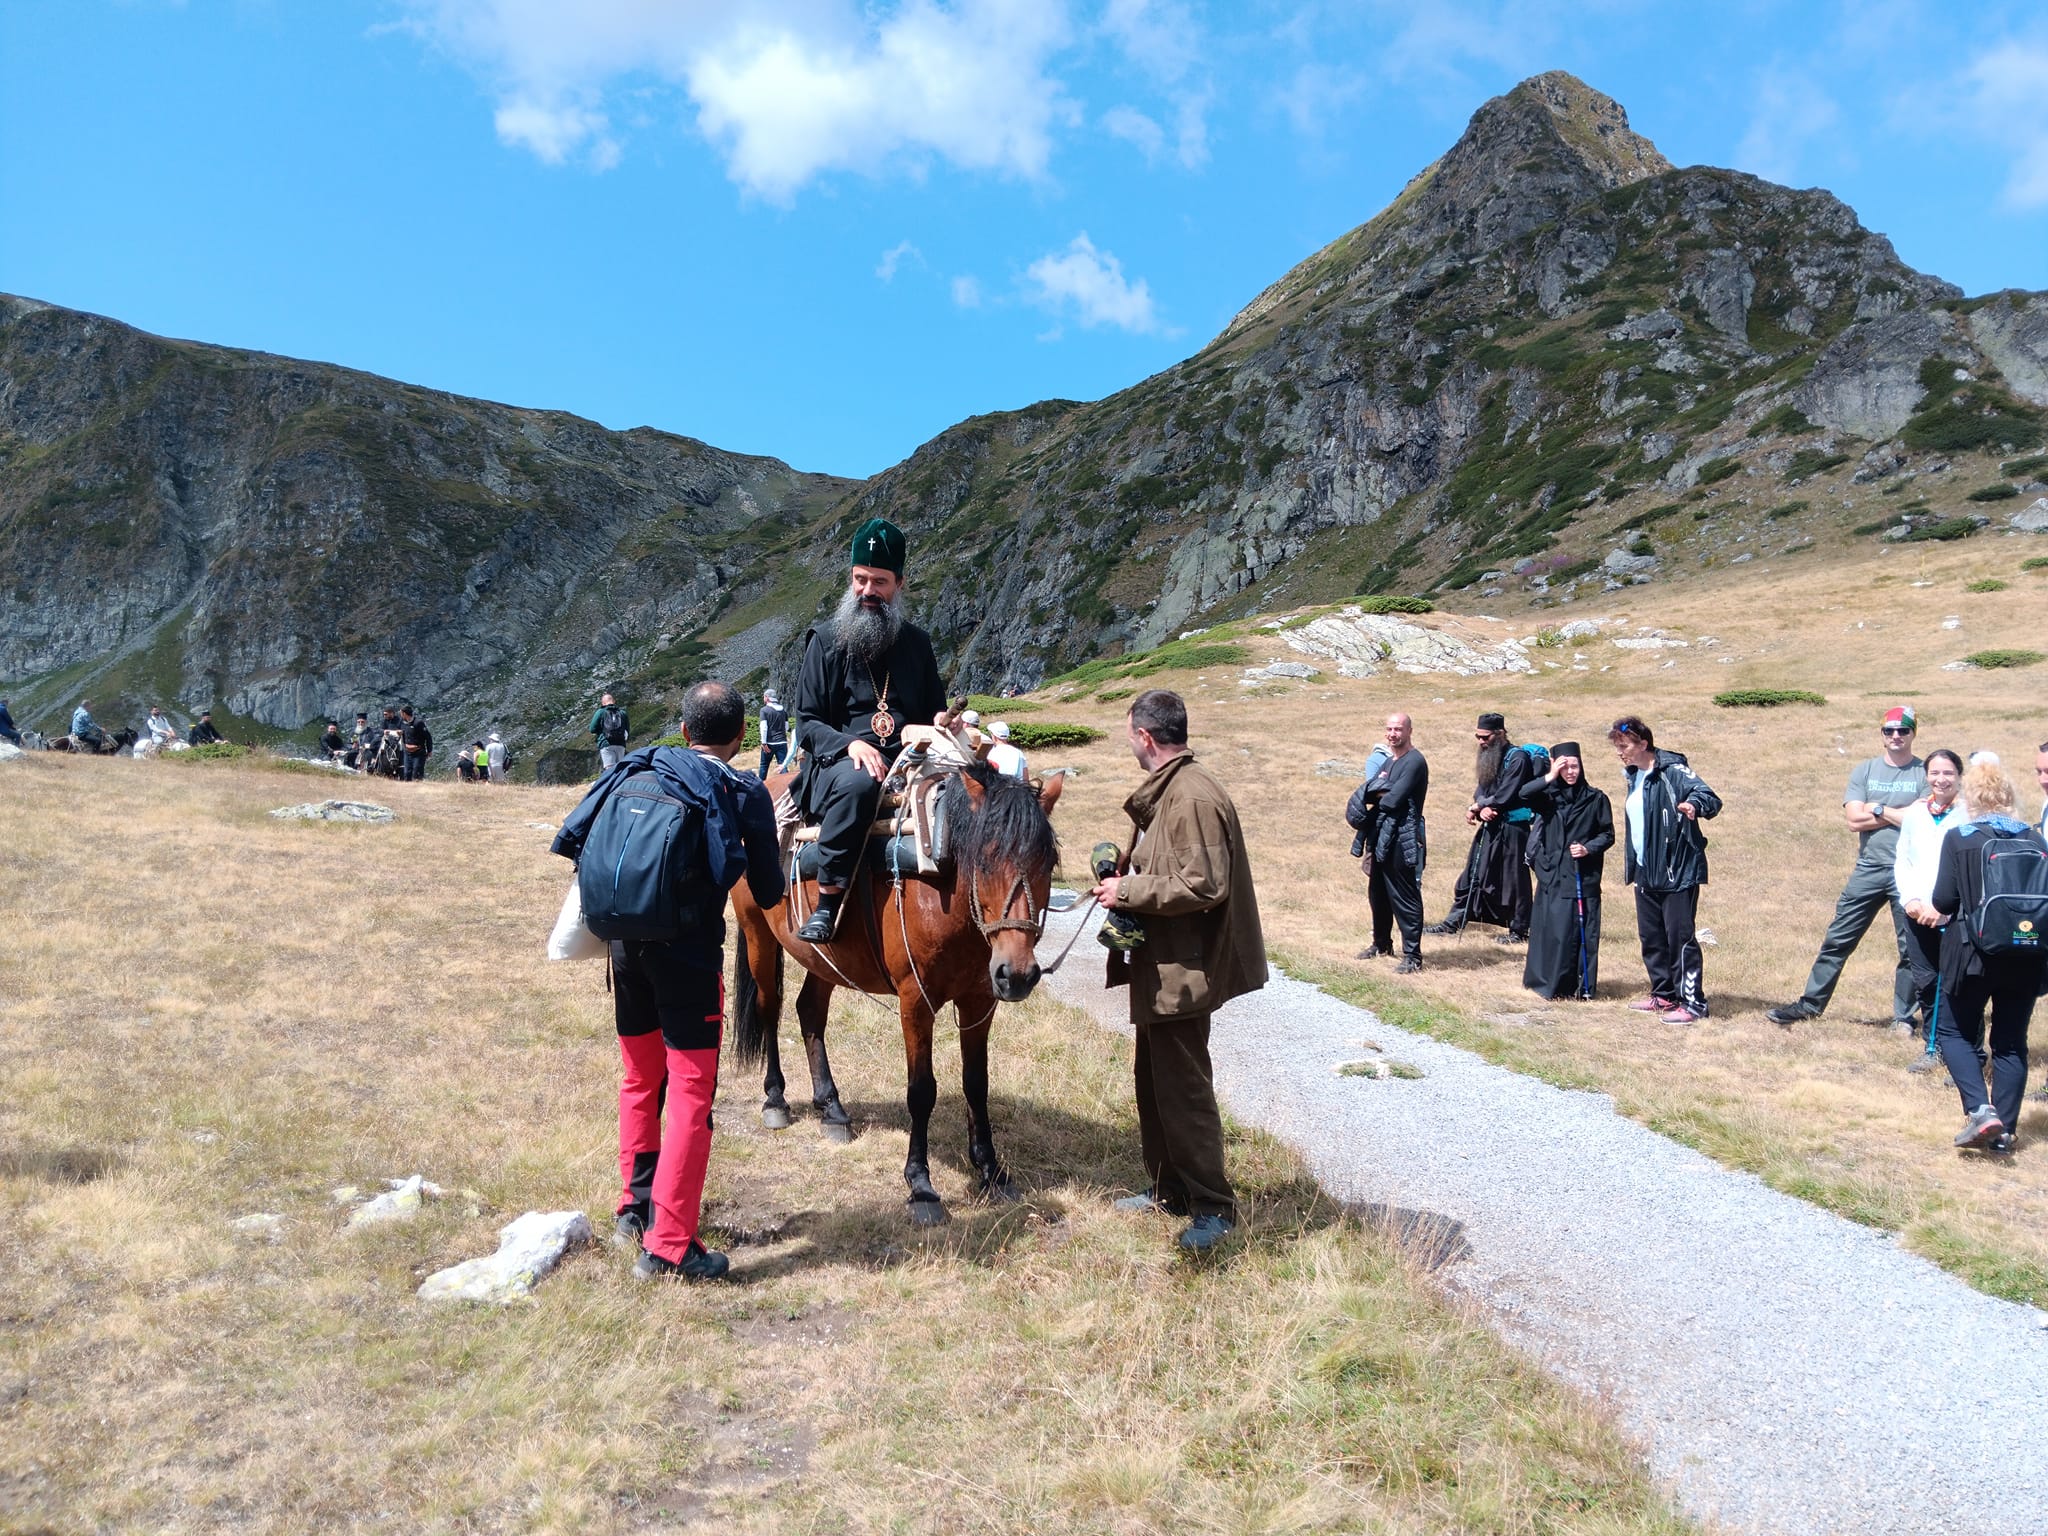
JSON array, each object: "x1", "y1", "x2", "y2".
[{"x1": 968, "y1": 869, "x2": 1044, "y2": 941}]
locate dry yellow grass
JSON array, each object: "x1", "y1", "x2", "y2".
[
  {"x1": 0, "y1": 755, "x2": 1689, "y2": 1533},
  {"x1": 1031, "y1": 535, "x2": 2048, "y2": 1305}
]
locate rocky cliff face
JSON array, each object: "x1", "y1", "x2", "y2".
[
  {"x1": 0, "y1": 295, "x2": 852, "y2": 745},
  {"x1": 820, "y1": 71, "x2": 2047, "y2": 691}
]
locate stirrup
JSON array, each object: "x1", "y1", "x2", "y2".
[{"x1": 796, "y1": 893, "x2": 844, "y2": 943}]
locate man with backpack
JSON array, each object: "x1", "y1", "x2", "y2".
[
  {"x1": 590, "y1": 693, "x2": 631, "y2": 773},
  {"x1": 553, "y1": 680, "x2": 784, "y2": 1281},
  {"x1": 1426, "y1": 712, "x2": 1538, "y2": 943},
  {"x1": 1929, "y1": 758, "x2": 2048, "y2": 1150},
  {"x1": 1766, "y1": 705, "x2": 1927, "y2": 1029},
  {"x1": 757, "y1": 688, "x2": 789, "y2": 778}
]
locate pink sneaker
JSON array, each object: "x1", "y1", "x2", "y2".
[
  {"x1": 1660, "y1": 1006, "x2": 1698, "y2": 1024},
  {"x1": 1629, "y1": 996, "x2": 1676, "y2": 1012}
]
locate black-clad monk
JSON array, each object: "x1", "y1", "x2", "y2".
[{"x1": 790, "y1": 517, "x2": 946, "y2": 942}]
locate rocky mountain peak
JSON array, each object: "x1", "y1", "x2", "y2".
[{"x1": 1507, "y1": 71, "x2": 1671, "y2": 189}]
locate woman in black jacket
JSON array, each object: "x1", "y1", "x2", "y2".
[
  {"x1": 1518, "y1": 743, "x2": 1616, "y2": 1000},
  {"x1": 1930, "y1": 760, "x2": 2048, "y2": 1151}
]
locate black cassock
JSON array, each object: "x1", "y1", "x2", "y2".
[{"x1": 1517, "y1": 777, "x2": 1616, "y2": 1000}]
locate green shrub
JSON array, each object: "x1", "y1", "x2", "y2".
[
  {"x1": 1965, "y1": 578, "x2": 2009, "y2": 593},
  {"x1": 1901, "y1": 404, "x2": 2041, "y2": 453},
  {"x1": 1548, "y1": 556, "x2": 1602, "y2": 584},
  {"x1": 1713, "y1": 689, "x2": 1827, "y2": 708},
  {"x1": 1785, "y1": 449, "x2": 1851, "y2": 479},
  {"x1": 1901, "y1": 517, "x2": 1980, "y2": 543},
  {"x1": 1747, "y1": 403, "x2": 1813, "y2": 439},
  {"x1": 2022, "y1": 556, "x2": 2048, "y2": 572},
  {"x1": 1851, "y1": 520, "x2": 1894, "y2": 536},
  {"x1": 1355, "y1": 595, "x2": 1433, "y2": 615},
  {"x1": 1695, "y1": 456, "x2": 1741, "y2": 485},
  {"x1": 162, "y1": 741, "x2": 251, "y2": 763},
  {"x1": 1626, "y1": 534, "x2": 1654, "y2": 557},
  {"x1": 1615, "y1": 503, "x2": 1686, "y2": 532},
  {"x1": 1763, "y1": 500, "x2": 1810, "y2": 521},
  {"x1": 1006, "y1": 722, "x2": 1105, "y2": 749},
  {"x1": 2001, "y1": 453, "x2": 2048, "y2": 478},
  {"x1": 1963, "y1": 649, "x2": 2045, "y2": 669},
  {"x1": 965, "y1": 694, "x2": 1040, "y2": 716},
  {"x1": 1966, "y1": 483, "x2": 2020, "y2": 501},
  {"x1": 1095, "y1": 687, "x2": 1135, "y2": 703}
]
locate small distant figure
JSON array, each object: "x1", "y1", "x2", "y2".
[
  {"x1": 316, "y1": 719, "x2": 346, "y2": 759},
  {"x1": 70, "y1": 700, "x2": 107, "y2": 752},
  {"x1": 1427, "y1": 711, "x2": 1536, "y2": 944},
  {"x1": 456, "y1": 741, "x2": 478, "y2": 782},
  {"x1": 399, "y1": 706, "x2": 432, "y2": 782},
  {"x1": 141, "y1": 706, "x2": 182, "y2": 755},
  {"x1": 485, "y1": 731, "x2": 507, "y2": 784},
  {"x1": 591, "y1": 692, "x2": 631, "y2": 772},
  {"x1": 190, "y1": 710, "x2": 228, "y2": 746},
  {"x1": 757, "y1": 688, "x2": 789, "y2": 778},
  {"x1": 985, "y1": 720, "x2": 1029, "y2": 781},
  {"x1": 1351, "y1": 713, "x2": 1429, "y2": 973},
  {"x1": 1611, "y1": 714, "x2": 1721, "y2": 1024},
  {"x1": 0, "y1": 698, "x2": 19, "y2": 746},
  {"x1": 1518, "y1": 742, "x2": 1615, "y2": 1000},
  {"x1": 346, "y1": 712, "x2": 374, "y2": 769}
]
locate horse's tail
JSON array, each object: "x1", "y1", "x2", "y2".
[{"x1": 731, "y1": 924, "x2": 780, "y2": 1067}]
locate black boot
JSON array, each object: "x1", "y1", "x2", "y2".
[{"x1": 796, "y1": 890, "x2": 843, "y2": 943}]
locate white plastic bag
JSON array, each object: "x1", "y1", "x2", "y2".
[{"x1": 547, "y1": 880, "x2": 606, "y2": 962}]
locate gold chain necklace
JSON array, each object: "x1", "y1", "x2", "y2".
[{"x1": 867, "y1": 665, "x2": 895, "y2": 740}]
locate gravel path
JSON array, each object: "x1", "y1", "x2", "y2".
[{"x1": 1036, "y1": 906, "x2": 2048, "y2": 1535}]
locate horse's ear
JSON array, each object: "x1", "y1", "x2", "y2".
[{"x1": 1035, "y1": 769, "x2": 1066, "y2": 816}]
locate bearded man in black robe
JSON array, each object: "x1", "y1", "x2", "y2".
[
  {"x1": 1516, "y1": 742, "x2": 1615, "y2": 999},
  {"x1": 790, "y1": 517, "x2": 947, "y2": 942},
  {"x1": 1426, "y1": 711, "x2": 1535, "y2": 942}
]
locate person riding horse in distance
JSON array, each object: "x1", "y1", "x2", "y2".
[{"x1": 789, "y1": 516, "x2": 947, "y2": 943}]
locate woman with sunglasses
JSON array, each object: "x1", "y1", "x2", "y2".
[
  {"x1": 1609, "y1": 715, "x2": 1721, "y2": 1023},
  {"x1": 1893, "y1": 748, "x2": 1963, "y2": 1059}
]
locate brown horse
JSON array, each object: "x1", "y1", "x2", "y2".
[
  {"x1": 730, "y1": 760, "x2": 1063, "y2": 1225},
  {"x1": 48, "y1": 728, "x2": 138, "y2": 755}
]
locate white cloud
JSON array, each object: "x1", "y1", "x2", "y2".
[
  {"x1": 1735, "y1": 67, "x2": 1840, "y2": 187},
  {"x1": 951, "y1": 274, "x2": 984, "y2": 308},
  {"x1": 1103, "y1": 104, "x2": 1166, "y2": 160},
  {"x1": 1275, "y1": 61, "x2": 1367, "y2": 140},
  {"x1": 876, "y1": 239, "x2": 924, "y2": 280},
  {"x1": 1024, "y1": 233, "x2": 1159, "y2": 333},
  {"x1": 396, "y1": 0, "x2": 1080, "y2": 200},
  {"x1": 1960, "y1": 36, "x2": 2048, "y2": 208},
  {"x1": 1100, "y1": 0, "x2": 1202, "y2": 83}
]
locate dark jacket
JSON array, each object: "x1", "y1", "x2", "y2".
[
  {"x1": 760, "y1": 703, "x2": 790, "y2": 748},
  {"x1": 792, "y1": 622, "x2": 947, "y2": 762},
  {"x1": 1520, "y1": 775, "x2": 1616, "y2": 889},
  {"x1": 1620, "y1": 749, "x2": 1721, "y2": 891},
  {"x1": 1932, "y1": 814, "x2": 2048, "y2": 995},
  {"x1": 401, "y1": 715, "x2": 431, "y2": 753},
  {"x1": 553, "y1": 744, "x2": 785, "y2": 969},
  {"x1": 0, "y1": 702, "x2": 18, "y2": 744},
  {"x1": 1106, "y1": 754, "x2": 1268, "y2": 1024},
  {"x1": 590, "y1": 705, "x2": 630, "y2": 746},
  {"x1": 1474, "y1": 744, "x2": 1535, "y2": 815},
  {"x1": 1356, "y1": 750, "x2": 1428, "y2": 870},
  {"x1": 316, "y1": 725, "x2": 343, "y2": 755}
]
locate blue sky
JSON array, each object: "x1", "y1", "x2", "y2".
[{"x1": 4, "y1": 1, "x2": 2045, "y2": 478}]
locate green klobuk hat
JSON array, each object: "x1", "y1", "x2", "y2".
[{"x1": 850, "y1": 517, "x2": 906, "y2": 576}]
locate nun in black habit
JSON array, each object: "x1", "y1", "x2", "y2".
[{"x1": 1516, "y1": 743, "x2": 1616, "y2": 1000}]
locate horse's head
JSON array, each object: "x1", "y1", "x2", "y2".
[{"x1": 947, "y1": 763, "x2": 1062, "y2": 1002}]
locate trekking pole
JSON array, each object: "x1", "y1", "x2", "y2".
[
  {"x1": 1923, "y1": 975, "x2": 1941, "y2": 1064},
  {"x1": 1574, "y1": 863, "x2": 1591, "y2": 1000}
]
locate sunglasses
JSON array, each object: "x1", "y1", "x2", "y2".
[{"x1": 1881, "y1": 726, "x2": 1914, "y2": 737}]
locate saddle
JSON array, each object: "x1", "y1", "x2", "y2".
[{"x1": 781, "y1": 726, "x2": 984, "y2": 881}]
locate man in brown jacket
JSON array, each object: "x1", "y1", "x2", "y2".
[{"x1": 1090, "y1": 689, "x2": 1267, "y2": 1252}]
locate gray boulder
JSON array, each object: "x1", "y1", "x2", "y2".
[
  {"x1": 1795, "y1": 310, "x2": 1954, "y2": 439},
  {"x1": 418, "y1": 1211, "x2": 594, "y2": 1304}
]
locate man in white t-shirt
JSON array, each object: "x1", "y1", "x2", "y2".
[{"x1": 985, "y1": 720, "x2": 1028, "y2": 781}]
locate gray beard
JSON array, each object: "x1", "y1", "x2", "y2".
[
  {"x1": 833, "y1": 585, "x2": 905, "y2": 669},
  {"x1": 1474, "y1": 739, "x2": 1506, "y2": 793}
]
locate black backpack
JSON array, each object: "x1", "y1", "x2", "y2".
[
  {"x1": 1969, "y1": 835, "x2": 2048, "y2": 956},
  {"x1": 600, "y1": 706, "x2": 629, "y2": 746},
  {"x1": 577, "y1": 771, "x2": 715, "y2": 942}
]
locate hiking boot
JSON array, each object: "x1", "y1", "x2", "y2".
[
  {"x1": 1112, "y1": 1187, "x2": 1186, "y2": 1216},
  {"x1": 1954, "y1": 1105, "x2": 2005, "y2": 1149},
  {"x1": 1423, "y1": 920, "x2": 1463, "y2": 937},
  {"x1": 1885, "y1": 1018, "x2": 1918, "y2": 1035},
  {"x1": 613, "y1": 1206, "x2": 648, "y2": 1248},
  {"x1": 1629, "y1": 996, "x2": 1676, "y2": 1012},
  {"x1": 1660, "y1": 1006, "x2": 1698, "y2": 1025},
  {"x1": 1494, "y1": 932, "x2": 1526, "y2": 947},
  {"x1": 1906, "y1": 1053, "x2": 1940, "y2": 1076},
  {"x1": 1354, "y1": 946, "x2": 1393, "y2": 960},
  {"x1": 1765, "y1": 1001, "x2": 1822, "y2": 1027},
  {"x1": 1991, "y1": 1132, "x2": 2019, "y2": 1155},
  {"x1": 1393, "y1": 958, "x2": 1423, "y2": 975},
  {"x1": 634, "y1": 1240, "x2": 732, "y2": 1282},
  {"x1": 795, "y1": 893, "x2": 842, "y2": 944},
  {"x1": 1176, "y1": 1213, "x2": 1235, "y2": 1253}
]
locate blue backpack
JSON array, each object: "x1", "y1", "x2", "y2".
[
  {"x1": 577, "y1": 771, "x2": 716, "y2": 942},
  {"x1": 1504, "y1": 743, "x2": 1551, "y2": 824}
]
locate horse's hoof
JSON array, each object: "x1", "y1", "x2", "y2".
[
  {"x1": 761, "y1": 1104, "x2": 792, "y2": 1130},
  {"x1": 819, "y1": 1121, "x2": 854, "y2": 1145},
  {"x1": 907, "y1": 1199, "x2": 949, "y2": 1227}
]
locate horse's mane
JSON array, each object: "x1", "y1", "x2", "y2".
[{"x1": 944, "y1": 762, "x2": 1059, "y2": 881}]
